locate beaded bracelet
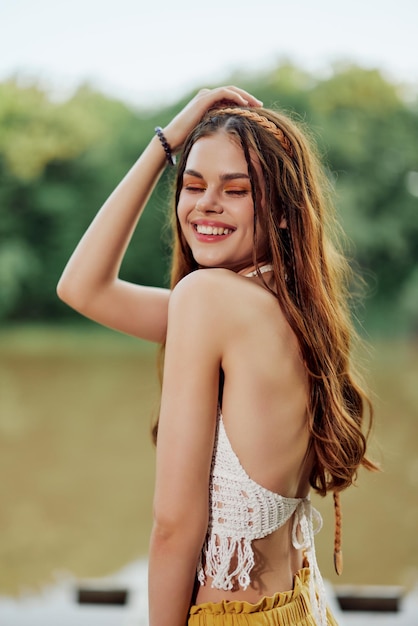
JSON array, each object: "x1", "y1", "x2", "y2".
[{"x1": 154, "y1": 127, "x2": 176, "y2": 166}]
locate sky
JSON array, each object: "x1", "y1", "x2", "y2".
[{"x1": 1, "y1": 0, "x2": 417, "y2": 108}]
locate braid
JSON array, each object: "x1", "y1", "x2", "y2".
[
  {"x1": 333, "y1": 491, "x2": 343, "y2": 575},
  {"x1": 207, "y1": 107, "x2": 294, "y2": 157}
]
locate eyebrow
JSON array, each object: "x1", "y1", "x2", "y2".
[{"x1": 184, "y1": 169, "x2": 250, "y2": 182}]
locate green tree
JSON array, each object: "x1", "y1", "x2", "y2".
[
  {"x1": 308, "y1": 66, "x2": 418, "y2": 332},
  {"x1": 0, "y1": 81, "x2": 172, "y2": 321},
  {"x1": 1, "y1": 67, "x2": 417, "y2": 334}
]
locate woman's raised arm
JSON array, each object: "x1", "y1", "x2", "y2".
[
  {"x1": 57, "y1": 135, "x2": 170, "y2": 342},
  {"x1": 57, "y1": 86, "x2": 262, "y2": 343}
]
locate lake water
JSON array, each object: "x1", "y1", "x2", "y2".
[{"x1": 1, "y1": 327, "x2": 417, "y2": 596}]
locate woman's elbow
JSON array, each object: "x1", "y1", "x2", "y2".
[
  {"x1": 56, "y1": 276, "x2": 69, "y2": 303},
  {"x1": 151, "y1": 520, "x2": 206, "y2": 562},
  {"x1": 56, "y1": 275, "x2": 72, "y2": 305},
  {"x1": 152, "y1": 506, "x2": 207, "y2": 547},
  {"x1": 56, "y1": 275, "x2": 89, "y2": 313}
]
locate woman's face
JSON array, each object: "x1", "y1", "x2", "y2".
[{"x1": 177, "y1": 131, "x2": 267, "y2": 274}]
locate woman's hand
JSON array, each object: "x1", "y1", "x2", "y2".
[{"x1": 163, "y1": 86, "x2": 263, "y2": 152}]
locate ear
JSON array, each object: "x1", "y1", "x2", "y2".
[{"x1": 279, "y1": 215, "x2": 287, "y2": 229}]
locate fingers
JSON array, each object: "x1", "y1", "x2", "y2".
[
  {"x1": 163, "y1": 85, "x2": 263, "y2": 151},
  {"x1": 198, "y1": 85, "x2": 263, "y2": 109}
]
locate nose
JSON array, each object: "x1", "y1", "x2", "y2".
[{"x1": 196, "y1": 190, "x2": 223, "y2": 214}]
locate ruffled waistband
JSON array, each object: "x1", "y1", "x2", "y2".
[{"x1": 189, "y1": 567, "x2": 312, "y2": 616}]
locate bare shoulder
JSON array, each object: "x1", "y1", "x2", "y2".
[
  {"x1": 170, "y1": 267, "x2": 236, "y2": 293},
  {"x1": 169, "y1": 268, "x2": 266, "y2": 315},
  {"x1": 168, "y1": 268, "x2": 286, "y2": 337},
  {"x1": 169, "y1": 268, "x2": 237, "y2": 312}
]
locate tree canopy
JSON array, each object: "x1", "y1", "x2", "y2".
[{"x1": 1, "y1": 65, "x2": 417, "y2": 335}]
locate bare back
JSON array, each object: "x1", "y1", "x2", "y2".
[{"x1": 194, "y1": 269, "x2": 312, "y2": 603}]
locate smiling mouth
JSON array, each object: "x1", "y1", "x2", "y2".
[{"x1": 194, "y1": 224, "x2": 234, "y2": 236}]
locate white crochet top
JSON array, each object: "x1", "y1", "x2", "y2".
[{"x1": 197, "y1": 411, "x2": 328, "y2": 626}]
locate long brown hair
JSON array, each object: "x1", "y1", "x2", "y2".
[{"x1": 161, "y1": 105, "x2": 378, "y2": 498}]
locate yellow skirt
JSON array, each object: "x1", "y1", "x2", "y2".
[{"x1": 188, "y1": 568, "x2": 338, "y2": 626}]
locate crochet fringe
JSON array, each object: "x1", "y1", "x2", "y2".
[
  {"x1": 197, "y1": 534, "x2": 254, "y2": 591},
  {"x1": 197, "y1": 501, "x2": 328, "y2": 626}
]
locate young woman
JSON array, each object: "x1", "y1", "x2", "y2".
[{"x1": 57, "y1": 86, "x2": 376, "y2": 626}]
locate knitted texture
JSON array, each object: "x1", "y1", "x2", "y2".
[{"x1": 197, "y1": 412, "x2": 328, "y2": 626}]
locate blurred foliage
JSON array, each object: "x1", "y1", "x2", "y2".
[{"x1": 0, "y1": 65, "x2": 417, "y2": 334}]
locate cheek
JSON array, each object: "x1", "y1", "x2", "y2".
[
  {"x1": 176, "y1": 209, "x2": 191, "y2": 252},
  {"x1": 176, "y1": 203, "x2": 193, "y2": 247},
  {"x1": 176, "y1": 197, "x2": 187, "y2": 226}
]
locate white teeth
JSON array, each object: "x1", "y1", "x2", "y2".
[{"x1": 195, "y1": 225, "x2": 232, "y2": 235}]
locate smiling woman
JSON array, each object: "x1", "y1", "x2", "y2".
[
  {"x1": 57, "y1": 86, "x2": 377, "y2": 626},
  {"x1": 176, "y1": 133, "x2": 267, "y2": 272}
]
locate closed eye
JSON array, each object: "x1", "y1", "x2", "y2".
[
  {"x1": 225, "y1": 189, "x2": 250, "y2": 196},
  {"x1": 184, "y1": 185, "x2": 205, "y2": 193}
]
